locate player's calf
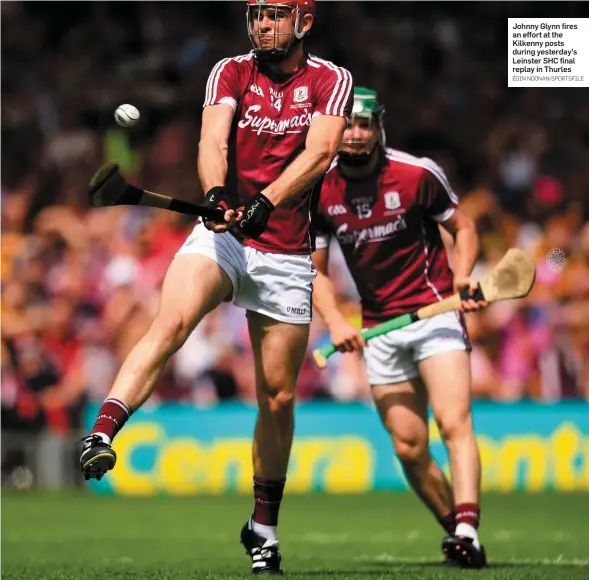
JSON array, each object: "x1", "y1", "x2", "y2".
[
  {"x1": 392, "y1": 440, "x2": 455, "y2": 533},
  {"x1": 437, "y1": 511, "x2": 456, "y2": 535}
]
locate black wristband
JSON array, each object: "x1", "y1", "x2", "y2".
[
  {"x1": 205, "y1": 186, "x2": 226, "y2": 199},
  {"x1": 257, "y1": 193, "x2": 275, "y2": 211},
  {"x1": 203, "y1": 186, "x2": 230, "y2": 217},
  {"x1": 238, "y1": 192, "x2": 275, "y2": 238}
]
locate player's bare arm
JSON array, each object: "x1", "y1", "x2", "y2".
[
  {"x1": 198, "y1": 104, "x2": 233, "y2": 191},
  {"x1": 440, "y1": 209, "x2": 488, "y2": 312},
  {"x1": 198, "y1": 103, "x2": 239, "y2": 232},
  {"x1": 312, "y1": 245, "x2": 366, "y2": 353},
  {"x1": 260, "y1": 115, "x2": 346, "y2": 208}
]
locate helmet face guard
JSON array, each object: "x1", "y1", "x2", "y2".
[
  {"x1": 339, "y1": 87, "x2": 386, "y2": 167},
  {"x1": 246, "y1": 2, "x2": 307, "y2": 61}
]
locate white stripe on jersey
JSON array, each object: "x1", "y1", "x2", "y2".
[
  {"x1": 384, "y1": 148, "x2": 459, "y2": 205},
  {"x1": 334, "y1": 68, "x2": 352, "y2": 117},
  {"x1": 315, "y1": 234, "x2": 331, "y2": 249},
  {"x1": 325, "y1": 67, "x2": 343, "y2": 115},
  {"x1": 308, "y1": 57, "x2": 340, "y2": 115},
  {"x1": 307, "y1": 56, "x2": 352, "y2": 117},
  {"x1": 419, "y1": 221, "x2": 444, "y2": 302},
  {"x1": 326, "y1": 156, "x2": 339, "y2": 173},
  {"x1": 204, "y1": 53, "x2": 253, "y2": 107},
  {"x1": 204, "y1": 58, "x2": 230, "y2": 106},
  {"x1": 218, "y1": 96, "x2": 237, "y2": 112},
  {"x1": 431, "y1": 207, "x2": 456, "y2": 223}
]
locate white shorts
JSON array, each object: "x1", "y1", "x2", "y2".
[
  {"x1": 363, "y1": 311, "x2": 470, "y2": 385},
  {"x1": 175, "y1": 222, "x2": 315, "y2": 324}
]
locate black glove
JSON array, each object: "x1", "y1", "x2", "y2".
[
  {"x1": 203, "y1": 186, "x2": 230, "y2": 226},
  {"x1": 238, "y1": 193, "x2": 275, "y2": 239}
]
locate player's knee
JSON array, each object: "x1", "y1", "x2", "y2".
[
  {"x1": 259, "y1": 385, "x2": 295, "y2": 414},
  {"x1": 437, "y1": 410, "x2": 473, "y2": 441},
  {"x1": 148, "y1": 314, "x2": 191, "y2": 356},
  {"x1": 393, "y1": 437, "x2": 429, "y2": 465}
]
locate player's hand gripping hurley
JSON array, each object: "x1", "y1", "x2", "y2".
[
  {"x1": 88, "y1": 161, "x2": 226, "y2": 222},
  {"x1": 312, "y1": 248, "x2": 536, "y2": 369}
]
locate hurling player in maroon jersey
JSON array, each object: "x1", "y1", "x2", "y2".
[
  {"x1": 313, "y1": 88, "x2": 487, "y2": 569},
  {"x1": 80, "y1": 1, "x2": 352, "y2": 573}
]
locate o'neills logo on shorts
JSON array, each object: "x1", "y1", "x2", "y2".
[
  {"x1": 238, "y1": 105, "x2": 312, "y2": 135},
  {"x1": 287, "y1": 306, "x2": 307, "y2": 316}
]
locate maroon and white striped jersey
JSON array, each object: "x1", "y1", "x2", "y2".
[
  {"x1": 203, "y1": 52, "x2": 353, "y2": 255},
  {"x1": 316, "y1": 148, "x2": 458, "y2": 327}
]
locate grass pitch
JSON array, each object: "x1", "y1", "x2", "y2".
[{"x1": 2, "y1": 491, "x2": 588, "y2": 579}]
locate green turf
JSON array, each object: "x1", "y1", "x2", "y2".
[{"x1": 2, "y1": 491, "x2": 588, "y2": 579}]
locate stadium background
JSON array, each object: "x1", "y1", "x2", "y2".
[{"x1": 2, "y1": 2, "x2": 589, "y2": 578}]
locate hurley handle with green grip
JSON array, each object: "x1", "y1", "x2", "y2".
[
  {"x1": 311, "y1": 248, "x2": 537, "y2": 369},
  {"x1": 312, "y1": 312, "x2": 419, "y2": 369}
]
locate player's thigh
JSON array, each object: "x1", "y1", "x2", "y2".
[
  {"x1": 247, "y1": 311, "x2": 309, "y2": 401},
  {"x1": 158, "y1": 253, "x2": 233, "y2": 322},
  {"x1": 153, "y1": 222, "x2": 243, "y2": 342},
  {"x1": 175, "y1": 221, "x2": 246, "y2": 298},
  {"x1": 418, "y1": 349, "x2": 473, "y2": 433},
  {"x1": 151, "y1": 254, "x2": 233, "y2": 348},
  {"x1": 411, "y1": 311, "x2": 471, "y2": 419},
  {"x1": 372, "y1": 378, "x2": 430, "y2": 455}
]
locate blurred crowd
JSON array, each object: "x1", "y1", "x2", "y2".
[{"x1": 2, "y1": 1, "x2": 589, "y2": 436}]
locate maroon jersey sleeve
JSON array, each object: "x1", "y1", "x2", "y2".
[
  {"x1": 314, "y1": 209, "x2": 332, "y2": 250},
  {"x1": 312, "y1": 61, "x2": 353, "y2": 120},
  {"x1": 314, "y1": 163, "x2": 340, "y2": 250},
  {"x1": 416, "y1": 160, "x2": 459, "y2": 222},
  {"x1": 203, "y1": 57, "x2": 243, "y2": 112}
]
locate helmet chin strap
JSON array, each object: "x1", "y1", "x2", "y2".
[
  {"x1": 256, "y1": 37, "x2": 302, "y2": 62},
  {"x1": 339, "y1": 144, "x2": 379, "y2": 168}
]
